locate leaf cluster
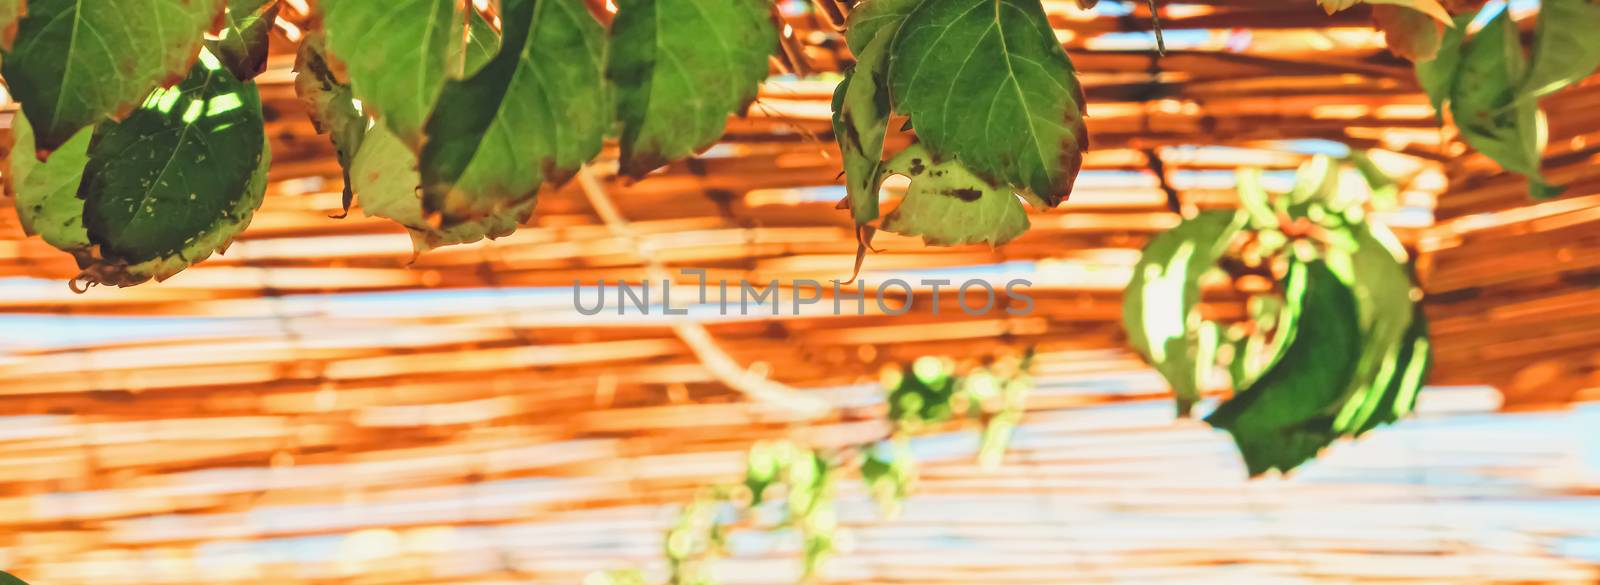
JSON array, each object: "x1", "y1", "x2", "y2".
[
  {"x1": 832, "y1": 0, "x2": 1089, "y2": 251},
  {"x1": 589, "y1": 349, "x2": 1036, "y2": 585},
  {"x1": 1413, "y1": 0, "x2": 1600, "y2": 198},
  {"x1": 1123, "y1": 154, "x2": 1432, "y2": 476},
  {"x1": 3, "y1": 0, "x2": 272, "y2": 288}
]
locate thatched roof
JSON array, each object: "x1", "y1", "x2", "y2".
[{"x1": 0, "y1": 0, "x2": 1598, "y2": 582}]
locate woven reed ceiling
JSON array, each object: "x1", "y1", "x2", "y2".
[{"x1": 2, "y1": 0, "x2": 1600, "y2": 583}]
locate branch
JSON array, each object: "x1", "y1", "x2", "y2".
[{"x1": 573, "y1": 167, "x2": 832, "y2": 420}]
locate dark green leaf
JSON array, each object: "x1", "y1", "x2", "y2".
[
  {"x1": 887, "y1": 0, "x2": 1088, "y2": 204},
  {"x1": 1449, "y1": 10, "x2": 1560, "y2": 198},
  {"x1": 7, "y1": 109, "x2": 92, "y2": 250},
  {"x1": 2, "y1": 0, "x2": 223, "y2": 154},
  {"x1": 608, "y1": 0, "x2": 776, "y2": 178},
  {"x1": 1123, "y1": 209, "x2": 1247, "y2": 416},
  {"x1": 1414, "y1": 12, "x2": 1473, "y2": 120},
  {"x1": 1, "y1": 570, "x2": 29, "y2": 585},
  {"x1": 1520, "y1": 0, "x2": 1600, "y2": 100},
  {"x1": 207, "y1": 0, "x2": 280, "y2": 81},
  {"x1": 889, "y1": 358, "x2": 957, "y2": 426},
  {"x1": 293, "y1": 30, "x2": 365, "y2": 216},
  {"x1": 1206, "y1": 260, "x2": 1363, "y2": 476},
  {"x1": 419, "y1": 0, "x2": 607, "y2": 225},
  {"x1": 878, "y1": 144, "x2": 1031, "y2": 246},
  {"x1": 320, "y1": 0, "x2": 463, "y2": 148},
  {"x1": 76, "y1": 53, "x2": 267, "y2": 284},
  {"x1": 354, "y1": 123, "x2": 535, "y2": 255}
]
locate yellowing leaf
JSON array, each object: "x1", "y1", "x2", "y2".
[
  {"x1": 353, "y1": 124, "x2": 535, "y2": 257},
  {"x1": 7, "y1": 109, "x2": 92, "y2": 250},
  {"x1": 1373, "y1": 4, "x2": 1443, "y2": 61},
  {"x1": 0, "y1": 0, "x2": 24, "y2": 50},
  {"x1": 878, "y1": 144, "x2": 1032, "y2": 247},
  {"x1": 832, "y1": 0, "x2": 914, "y2": 225}
]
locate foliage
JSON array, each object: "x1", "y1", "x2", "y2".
[
  {"x1": 1122, "y1": 154, "x2": 1433, "y2": 476},
  {"x1": 208, "y1": 0, "x2": 281, "y2": 82},
  {"x1": 877, "y1": 144, "x2": 1034, "y2": 247},
  {"x1": 7, "y1": 49, "x2": 269, "y2": 289},
  {"x1": 608, "y1": 0, "x2": 776, "y2": 179},
  {"x1": 1414, "y1": 0, "x2": 1600, "y2": 199},
  {"x1": 0, "y1": 0, "x2": 1091, "y2": 286},
  {"x1": 0, "y1": 571, "x2": 26, "y2": 585},
  {"x1": 418, "y1": 0, "x2": 609, "y2": 226},
  {"x1": 3, "y1": 0, "x2": 222, "y2": 153},
  {"x1": 834, "y1": 0, "x2": 1087, "y2": 249},
  {"x1": 7, "y1": 0, "x2": 1591, "y2": 287},
  {"x1": 589, "y1": 350, "x2": 1034, "y2": 585}
]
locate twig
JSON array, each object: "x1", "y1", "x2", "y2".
[{"x1": 574, "y1": 166, "x2": 832, "y2": 420}]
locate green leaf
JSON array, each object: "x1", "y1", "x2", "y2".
[
  {"x1": 459, "y1": 6, "x2": 501, "y2": 77},
  {"x1": 833, "y1": 0, "x2": 913, "y2": 225},
  {"x1": 1346, "y1": 150, "x2": 1400, "y2": 208},
  {"x1": 0, "y1": 0, "x2": 24, "y2": 51},
  {"x1": 1520, "y1": 0, "x2": 1600, "y2": 100},
  {"x1": 1324, "y1": 222, "x2": 1416, "y2": 433},
  {"x1": 7, "y1": 109, "x2": 92, "y2": 250},
  {"x1": 1414, "y1": 12, "x2": 1473, "y2": 120},
  {"x1": 353, "y1": 123, "x2": 535, "y2": 256},
  {"x1": 206, "y1": 0, "x2": 280, "y2": 81},
  {"x1": 845, "y1": 0, "x2": 920, "y2": 55},
  {"x1": 1235, "y1": 168, "x2": 1278, "y2": 228},
  {"x1": 75, "y1": 53, "x2": 267, "y2": 286},
  {"x1": 1, "y1": 570, "x2": 29, "y2": 585},
  {"x1": 293, "y1": 30, "x2": 365, "y2": 216},
  {"x1": 419, "y1": 0, "x2": 607, "y2": 225},
  {"x1": 860, "y1": 438, "x2": 915, "y2": 516},
  {"x1": 889, "y1": 357, "x2": 957, "y2": 426},
  {"x1": 1449, "y1": 10, "x2": 1561, "y2": 198},
  {"x1": 887, "y1": 0, "x2": 1088, "y2": 204},
  {"x1": 1206, "y1": 260, "x2": 1364, "y2": 476},
  {"x1": 1122, "y1": 209, "x2": 1248, "y2": 416},
  {"x1": 1287, "y1": 154, "x2": 1339, "y2": 213},
  {"x1": 1229, "y1": 294, "x2": 1287, "y2": 389},
  {"x1": 1348, "y1": 308, "x2": 1432, "y2": 436},
  {"x1": 878, "y1": 144, "x2": 1031, "y2": 246},
  {"x1": 320, "y1": 0, "x2": 463, "y2": 148},
  {"x1": 2, "y1": 0, "x2": 223, "y2": 154},
  {"x1": 607, "y1": 0, "x2": 775, "y2": 178}
]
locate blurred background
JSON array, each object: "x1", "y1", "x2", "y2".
[{"x1": 3, "y1": 0, "x2": 1600, "y2": 583}]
